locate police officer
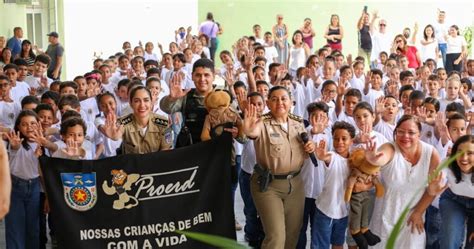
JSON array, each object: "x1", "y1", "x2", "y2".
[
  {"x1": 160, "y1": 58, "x2": 214, "y2": 147},
  {"x1": 242, "y1": 86, "x2": 315, "y2": 249},
  {"x1": 103, "y1": 86, "x2": 172, "y2": 154}
]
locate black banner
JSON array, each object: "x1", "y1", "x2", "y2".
[{"x1": 40, "y1": 133, "x2": 235, "y2": 249}]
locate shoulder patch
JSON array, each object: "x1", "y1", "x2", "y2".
[
  {"x1": 288, "y1": 113, "x2": 303, "y2": 123},
  {"x1": 261, "y1": 112, "x2": 272, "y2": 120},
  {"x1": 153, "y1": 115, "x2": 169, "y2": 127},
  {"x1": 118, "y1": 114, "x2": 133, "y2": 125}
]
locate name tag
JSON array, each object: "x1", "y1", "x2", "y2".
[{"x1": 270, "y1": 133, "x2": 280, "y2": 138}]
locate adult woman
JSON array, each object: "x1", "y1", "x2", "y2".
[
  {"x1": 18, "y1": 39, "x2": 36, "y2": 70},
  {"x1": 288, "y1": 30, "x2": 310, "y2": 77},
  {"x1": 0, "y1": 47, "x2": 12, "y2": 70},
  {"x1": 324, "y1": 14, "x2": 344, "y2": 52},
  {"x1": 439, "y1": 135, "x2": 474, "y2": 249},
  {"x1": 420, "y1": 25, "x2": 438, "y2": 64},
  {"x1": 391, "y1": 34, "x2": 421, "y2": 69},
  {"x1": 445, "y1": 25, "x2": 467, "y2": 74},
  {"x1": 365, "y1": 115, "x2": 442, "y2": 248},
  {"x1": 103, "y1": 85, "x2": 172, "y2": 154},
  {"x1": 242, "y1": 86, "x2": 315, "y2": 249},
  {"x1": 300, "y1": 18, "x2": 315, "y2": 52},
  {"x1": 272, "y1": 14, "x2": 289, "y2": 64}
]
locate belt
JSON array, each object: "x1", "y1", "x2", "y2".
[{"x1": 273, "y1": 170, "x2": 301, "y2": 180}]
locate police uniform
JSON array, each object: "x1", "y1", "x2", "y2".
[
  {"x1": 118, "y1": 113, "x2": 172, "y2": 154},
  {"x1": 251, "y1": 112, "x2": 307, "y2": 249}
]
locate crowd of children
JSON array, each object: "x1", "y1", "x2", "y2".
[{"x1": 0, "y1": 7, "x2": 473, "y2": 249}]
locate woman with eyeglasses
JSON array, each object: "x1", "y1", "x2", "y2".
[
  {"x1": 391, "y1": 34, "x2": 421, "y2": 69},
  {"x1": 445, "y1": 25, "x2": 467, "y2": 74},
  {"x1": 365, "y1": 115, "x2": 445, "y2": 248}
]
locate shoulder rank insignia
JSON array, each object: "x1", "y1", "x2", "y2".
[
  {"x1": 118, "y1": 114, "x2": 133, "y2": 125},
  {"x1": 261, "y1": 112, "x2": 272, "y2": 120},
  {"x1": 288, "y1": 113, "x2": 303, "y2": 123},
  {"x1": 153, "y1": 115, "x2": 169, "y2": 127}
]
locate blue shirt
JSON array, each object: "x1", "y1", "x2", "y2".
[{"x1": 6, "y1": 37, "x2": 21, "y2": 58}]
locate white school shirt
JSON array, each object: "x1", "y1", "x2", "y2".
[
  {"x1": 435, "y1": 139, "x2": 453, "y2": 159},
  {"x1": 374, "y1": 119, "x2": 395, "y2": 141},
  {"x1": 354, "y1": 130, "x2": 388, "y2": 151},
  {"x1": 444, "y1": 169, "x2": 474, "y2": 198},
  {"x1": 102, "y1": 82, "x2": 116, "y2": 94},
  {"x1": 95, "y1": 115, "x2": 122, "y2": 157},
  {"x1": 11, "y1": 81, "x2": 30, "y2": 102},
  {"x1": 292, "y1": 83, "x2": 307, "y2": 118},
  {"x1": 0, "y1": 100, "x2": 21, "y2": 129},
  {"x1": 117, "y1": 98, "x2": 130, "y2": 117},
  {"x1": 363, "y1": 88, "x2": 385, "y2": 109},
  {"x1": 144, "y1": 52, "x2": 160, "y2": 62},
  {"x1": 331, "y1": 111, "x2": 356, "y2": 128},
  {"x1": 52, "y1": 140, "x2": 94, "y2": 160},
  {"x1": 264, "y1": 45, "x2": 278, "y2": 64},
  {"x1": 165, "y1": 69, "x2": 194, "y2": 90},
  {"x1": 24, "y1": 75, "x2": 53, "y2": 89},
  {"x1": 9, "y1": 142, "x2": 40, "y2": 180},
  {"x1": 438, "y1": 98, "x2": 463, "y2": 112},
  {"x1": 305, "y1": 78, "x2": 322, "y2": 104},
  {"x1": 80, "y1": 97, "x2": 100, "y2": 124},
  {"x1": 241, "y1": 140, "x2": 256, "y2": 174},
  {"x1": 315, "y1": 152, "x2": 350, "y2": 219},
  {"x1": 420, "y1": 123, "x2": 437, "y2": 145},
  {"x1": 350, "y1": 77, "x2": 364, "y2": 93},
  {"x1": 301, "y1": 128, "x2": 331, "y2": 199}
]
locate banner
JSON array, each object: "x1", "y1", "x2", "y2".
[{"x1": 40, "y1": 133, "x2": 235, "y2": 249}]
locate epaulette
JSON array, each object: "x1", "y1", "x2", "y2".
[
  {"x1": 261, "y1": 112, "x2": 272, "y2": 120},
  {"x1": 153, "y1": 115, "x2": 169, "y2": 127},
  {"x1": 288, "y1": 113, "x2": 303, "y2": 123},
  {"x1": 118, "y1": 114, "x2": 133, "y2": 125}
]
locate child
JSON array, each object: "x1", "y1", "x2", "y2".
[
  {"x1": 427, "y1": 75, "x2": 443, "y2": 99},
  {"x1": 24, "y1": 54, "x2": 52, "y2": 96},
  {"x1": 314, "y1": 121, "x2": 356, "y2": 249},
  {"x1": 350, "y1": 61, "x2": 365, "y2": 93},
  {"x1": 73, "y1": 76, "x2": 88, "y2": 100},
  {"x1": 3, "y1": 63, "x2": 30, "y2": 102},
  {"x1": 353, "y1": 102, "x2": 389, "y2": 148},
  {"x1": 40, "y1": 91, "x2": 61, "y2": 127},
  {"x1": 109, "y1": 55, "x2": 130, "y2": 86},
  {"x1": 51, "y1": 116, "x2": 94, "y2": 159},
  {"x1": 95, "y1": 92, "x2": 122, "y2": 157},
  {"x1": 146, "y1": 77, "x2": 167, "y2": 116},
  {"x1": 363, "y1": 69, "x2": 385, "y2": 109},
  {"x1": 435, "y1": 112, "x2": 467, "y2": 158},
  {"x1": 298, "y1": 101, "x2": 331, "y2": 249},
  {"x1": 318, "y1": 80, "x2": 337, "y2": 118},
  {"x1": 398, "y1": 85, "x2": 415, "y2": 118},
  {"x1": 144, "y1": 42, "x2": 159, "y2": 62},
  {"x1": 4, "y1": 110, "x2": 45, "y2": 249},
  {"x1": 374, "y1": 96, "x2": 399, "y2": 141},
  {"x1": 165, "y1": 53, "x2": 193, "y2": 89},
  {"x1": 408, "y1": 90, "x2": 425, "y2": 112},
  {"x1": 21, "y1": 95, "x2": 40, "y2": 111},
  {"x1": 0, "y1": 75, "x2": 21, "y2": 129},
  {"x1": 99, "y1": 64, "x2": 115, "y2": 93},
  {"x1": 439, "y1": 77, "x2": 472, "y2": 112},
  {"x1": 306, "y1": 57, "x2": 337, "y2": 103},
  {"x1": 419, "y1": 97, "x2": 439, "y2": 145},
  {"x1": 334, "y1": 78, "x2": 361, "y2": 128},
  {"x1": 115, "y1": 78, "x2": 131, "y2": 116}
]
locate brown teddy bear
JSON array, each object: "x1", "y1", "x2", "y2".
[
  {"x1": 200, "y1": 90, "x2": 243, "y2": 141},
  {"x1": 345, "y1": 148, "x2": 384, "y2": 249}
]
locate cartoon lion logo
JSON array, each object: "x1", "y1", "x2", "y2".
[{"x1": 102, "y1": 169, "x2": 140, "y2": 210}]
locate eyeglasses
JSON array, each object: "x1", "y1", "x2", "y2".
[
  {"x1": 395, "y1": 130, "x2": 419, "y2": 137},
  {"x1": 396, "y1": 40, "x2": 403, "y2": 43}
]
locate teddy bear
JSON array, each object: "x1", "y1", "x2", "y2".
[
  {"x1": 200, "y1": 90, "x2": 243, "y2": 141},
  {"x1": 345, "y1": 148, "x2": 384, "y2": 249}
]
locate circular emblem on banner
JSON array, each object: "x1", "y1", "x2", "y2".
[{"x1": 70, "y1": 186, "x2": 92, "y2": 206}]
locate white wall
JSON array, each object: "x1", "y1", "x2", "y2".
[{"x1": 63, "y1": 0, "x2": 198, "y2": 78}]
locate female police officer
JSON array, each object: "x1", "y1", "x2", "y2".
[
  {"x1": 102, "y1": 85, "x2": 172, "y2": 154},
  {"x1": 242, "y1": 85, "x2": 315, "y2": 249}
]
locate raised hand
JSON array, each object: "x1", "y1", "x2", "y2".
[
  {"x1": 375, "y1": 96, "x2": 386, "y2": 114},
  {"x1": 103, "y1": 112, "x2": 124, "y2": 141},
  {"x1": 34, "y1": 144, "x2": 43, "y2": 158},
  {"x1": 386, "y1": 80, "x2": 398, "y2": 96},
  {"x1": 31, "y1": 129, "x2": 48, "y2": 146},
  {"x1": 314, "y1": 140, "x2": 330, "y2": 161},
  {"x1": 28, "y1": 87, "x2": 38, "y2": 96},
  {"x1": 169, "y1": 72, "x2": 189, "y2": 100},
  {"x1": 5, "y1": 131, "x2": 23, "y2": 150},
  {"x1": 235, "y1": 91, "x2": 249, "y2": 112},
  {"x1": 224, "y1": 69, "x2": 236, "y2": 88},
  {"x1": 365, "y1": 71, "x2": 372, "y2": 86},
  {"x1": 337, "y1": 78, "x2": 347, "y2": 96},
  {"x1": 365, "y1": 137, "x2": 384, "y2": 163},
  {"x1": 242, "y1": 104, "x2": 261, "y2": 137},
  {"x1": 311, "y1": 112, "x2": 328, "y2": 135},
  {"x1": 358, "y1": 124, "x2": 373, "y2": 144},
  {"x1": 61, "y1": 139, "x2": 83, "y2": 158},
  {"x1": 427, "y1": 170, "x2": 448, "y2": 196}
]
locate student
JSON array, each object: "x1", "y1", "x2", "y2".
[
  {"x1": 306, "y1": 56, "x2": 337, "y2": 103},
  {"x1": 51, "y1": 116, "x2": 94, "y2": 159},
  {"x1": 145, "y1": 77, "x2": 167, "y2": 117},
  {"x1": 144, "y1": 42, "x2": 160, "y2": 62},
  {"x1": 0, "y1": 75, "x2": 22, "y2": 129},
  {"x1": 298, "y1": 102, "x2": 331, "y2": 249},
  {"x1": 353, "y1": 102, "x2": 388, "y2": 149},
  {"x1": 398, "y1": 85, "x2": 415, "y2": 118},
  {"x1": 3, "y1": 63, "x2": 30, "y2": 102},
  {"x1": 350, "y1": 61, "x2": 365, "y2": 93},
  {"x1": 4, "y1": 111, "x2": 45, "y2": 249},
  {"x1": 419, "y1": 97, "x2": 440, "y2": 145},
  {"x1": 435, "y1": 112, "x2": 467, "y2": 158},
  {"x1": 439, "y1": 77, "x2": 472, "y2": 112},
  {"x1": 427, "y1": 75, "x2": 443, "y2": 99},
  {"x1": 363, "y1": 69, "x2": 385, "y2": 108},
  {"x1": 374, "y1": 95, "x2": 399, "y2": 141},
  {"x1": 95, "y1": 92, "x2": 122, "y2": 158},
  {"x1": 21, "y1": 95, "x2": 40, "y2": 111},
  {"x1": 24, "y1": 54, "x2": 52, "y2": 96},
  {"x1": 99, "y1": 64, "x2": 115, "y2": 94},
  {"x1": 165, "y1": 53, "x2": 193, "y2": 89},
  {"x1": 40, "y1": 91, "x2": 61, "y2": 128},
  {"x1": 439, "y1": 134, "x2": 474, "y2": 249},
  {"x1": 314, "y1": 121, "x2": 356, "y2": 249},
  {"x1": 334, "y1": 85, "x2": 360, "y2": 128},
  {"x1": 115, "y1": 78, "x2": 131, "y2": 116}
]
